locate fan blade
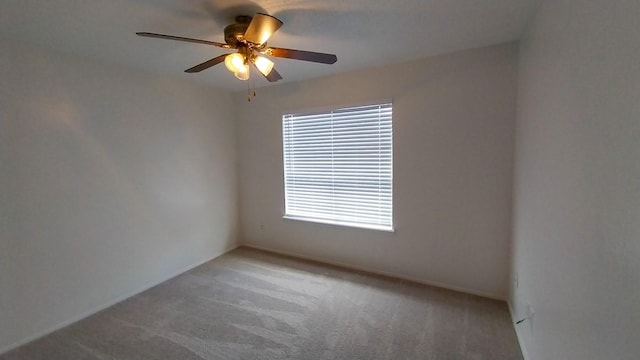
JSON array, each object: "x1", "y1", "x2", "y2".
[
  {"x1": 137, "y1": 32, "x2": 229, "y2": 48},
  {"x1": 263, "y1": 47, "x2": 337, "y2": 64},
  {"x1": 243, "y1": 13, "x2": 283, "y2": 45},
  {"x1": 185, "y1": 54, "x2": 229, "y2": 73},
  {"x1": 264, "y1": 67, "x2": 283, "y2": 82}
]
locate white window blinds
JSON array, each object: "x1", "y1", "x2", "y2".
[{"x1": 282, "y1": 103, "x2": 393, "y2": 231}]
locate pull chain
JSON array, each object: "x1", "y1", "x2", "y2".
[{"x1": 247, "y1": 75, "x2": 257, "y2": 102}]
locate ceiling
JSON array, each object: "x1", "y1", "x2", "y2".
[{"x1": 0, "y1": 0, "x2": 538, "y2": 91}]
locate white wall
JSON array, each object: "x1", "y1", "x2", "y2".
[
  {"x1": 511, "y1": 1, "x2": 640, "y2": 359},
  {"x1": 0, "y1": 41, "x2": 238, "y2": 352},
  {"x1": 236, "y1": 43, "x2": 518, "y2": 299}
]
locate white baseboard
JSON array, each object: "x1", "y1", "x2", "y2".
[
  {"x1": 508, "y1": 300, "x2": 531, "y2": 360},
  {"x1": 0, "y1": 243, "x2": 239, "y2": 356},
  {"x1": 241, "y1": 243, "x2": 506, "y2": 301}
]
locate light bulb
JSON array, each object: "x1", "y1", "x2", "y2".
[
  {"x1": 234, "y1": 66, "x2": 250, "y2": 80},
  {"x1": 224, "y1": 53, "x2": 245, "y2": 73},
  {"x1": 253, "y1": 56, "x2": 274, "y2": 76}
]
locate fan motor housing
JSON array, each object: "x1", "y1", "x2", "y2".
[{"x1": 224, "y1": 16, "x2": 252, "y2": 47}]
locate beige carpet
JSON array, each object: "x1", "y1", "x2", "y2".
[{"x1": 1, "y1": 247, "x2": 522, "y2": 359}]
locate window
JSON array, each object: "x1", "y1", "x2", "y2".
[{"x1": 282, "y1": 103, "x2": 393, "y2": 231}]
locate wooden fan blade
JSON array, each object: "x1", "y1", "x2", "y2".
[
  {"x1": 185, "y1": 54, "x2": 229, "y2": 73},
  {"x1": 137, "y1": 32, "x2": 229, "y2": 48},
  {"x1": 243, "y1": 13, "x2": 283, "y2": 45},
  {"x1": 264, "y1": 67, "x2": 283, "y2": 82},
  {"x1": 263, "y1": 47, "x2": 337, "y2": 64}
]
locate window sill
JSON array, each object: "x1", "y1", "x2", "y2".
[{"x1": 283, "y1": 215, "x2": 395, "y2": 233}]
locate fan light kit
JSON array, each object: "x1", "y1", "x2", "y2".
[
  {"x1": 137, "y1": 13, "x2": 337, "y2": 100},
  {"x1": 224, "y1": 53, "x2": 250, "y2": 80}
]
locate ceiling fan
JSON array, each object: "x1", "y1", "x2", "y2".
[{"x1": 137, "y1": 13, "x2": 337, "y2": 83}]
